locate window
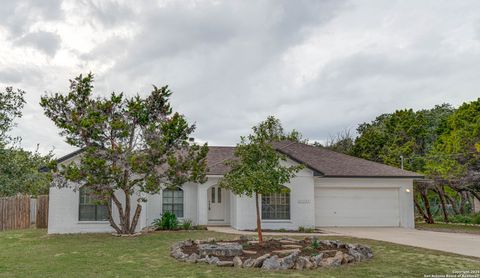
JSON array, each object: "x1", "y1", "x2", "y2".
[
  {"x1": 162, "y1": 187, "x2": 184, "y2": 218},
  {"x1": 217, "y1": 187, "x2": 221, "y2": 203},
  {"x1": 79, "y1": 187, "x2": 108, "y2": 221},
  {"x1": 261, "y1": 188, "x2": 290, "y2": 220}
]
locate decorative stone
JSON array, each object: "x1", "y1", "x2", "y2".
[
  {"x1": 186, "y1": 253, "x2": 200, "y2": 263},
  {"x1": 194, "y1": 239, "x2": 206, "y2": 245},
  {"x1": 243, "y1": 258, "x2": 256, "y2": 268},
  {"x1": 303, "y1": 257, "x2": 314, "y2": 269},
  {"x1": 319, "y1": 253, "x2": 343, "y2": 268},
  {"x1": 198, "y1": 243, "x2": 243, "y2": 257},
  {"x1": 247, "y1": 240, "x2": 259, "y2": 245},
  {"x1": 279, "y1": 238, "x2": 300, "y2": 244},
  {"x1": 253, "y1": 253, "x2": 270, "y2": 267},
  {"x1": 342, "y1": 253, "x2": 355, "y2": 264},
  {"x1": 239, "y1": 235, "x2": 249, "y2": 241},
  {"x1": 217, "y1": 261, "x2": 234, "y2": 267},
  {"x1": 207, "y1": 237, "x2": 216, "y2": 243},
  {"x1": 282, "y1": 244, "x2": 303, "y2": 249},
  {"x1": 206, "y1": 256, "x2": 220, "y2": 265},
  {"x1": 272, "y1": 249, "x2": 300, "y2": 255},
  {"x1": 279, "y1": 251, "x2": 299, "y2": 269},
  {"x1": 243, "y1": 250, "x2": 257, "y2": 255},
  {"x1": 294, "y1": 256, "x2": 309, "y2": 270},
  {"x1": 311, "y1": 253, "x2": 324, "y2": 266},
  {"x1": 233, "y1": 256, "x2": 243, "y2": 267},
  {"x1": 261, "y1": 255, "x2": 281, "y2": 270}
]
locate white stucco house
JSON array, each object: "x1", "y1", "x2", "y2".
[{"x1": 47, "y1": 141, "x2": 423, "y2": 234}]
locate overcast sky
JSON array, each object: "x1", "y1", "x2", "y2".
[{"x1": 1, "y1": 0, "x2": 480, "y2": 158}]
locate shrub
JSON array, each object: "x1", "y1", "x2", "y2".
[
  {"x1": 473, "y1": 214, "x2": 480, "y2": 225},
  {"x1": 181, "y1": 219, "x2": 193, "y2": 230},
  {"x1": 153, "y1": 211, "x2": 178, "y2": 230},
  {"x1": 311, "y1": 238, "x2": 320, "y2": 249},
  {"x1": 448, "y1": 214, "x2": 472, "y2": 224}
]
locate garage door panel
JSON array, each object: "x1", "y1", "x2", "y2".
[{"x1": 315, "y1": 188, "x2": 400, "y2": 227}]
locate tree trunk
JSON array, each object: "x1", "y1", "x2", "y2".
[
  {"x1": 255, "y1": 192, "x2": 263, "y2": 244},
  {"x1": 106, "y1": 197, "x2": 122, "y2": 234},
  {"x1": 420, "y1": 190, "x2": 434, "y2": 224},
  {"x1": 445, "y1": 194, "x2": 460, "y2": 215},
  {"x1": 435, "y1": 185, "x2": 449, "y2": 222},
  {"x1": 129, "y1": 204, "x2": 142, "y2": 234},
  {"x1": 414, "y1": 197, "x2": 429, "y2": 223}
]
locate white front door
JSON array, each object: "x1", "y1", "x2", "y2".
[{"x1": 208, "y1": 186, "x2": 225, "y2": 222}]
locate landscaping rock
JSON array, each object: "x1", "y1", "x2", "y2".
[
  {"x1": 233, "y1": 256, "x2": 243, "y2": 268},
  {"x1": 253, "y1": 253, "x2": 270, "y2": 267},
  {"x1": 279, "y1": 251, "x2": 299, "y2": 269},
  {"x1": 281, "y1": 244, "x2": 303, "y2": 249},
  {"x1": 243, "y1": 250, "x2": 257, "y2": 255},
  {"x1": 239, "y1": 235, "x2": 249, "y2": 241},
  {"x1": 342, "y1": 253, "x2": 355, "y2": 264},
  {"x1": 198, "y1": 243, "x2": 243, "y2": 257},
  {"x1": 207, "y1": 237, "x2": 216, "y2": 243},
  {"x1": 311, "y1": 253, "x2": 324, "y2": 266},
  {"x1": 272, "y1": 249, "x2": 300, "y2": 255},
  {"x1": 247, "y1": 240, "x2": 259, "y2": 245},
  {"x1": 206, "y1": 256, "x2": 220, "y2": 265},
  {"x1": 194, "y1": 239, "x2": 206, "y2": 245},
  {"x1": 261, "y1": 256, "x2": 281, "y2": 270},
  {"x1": 186, "y1": 253, "x2": 200, "y2": 263},
  {"x1": 217, "y1": 261, "x2": 234, "y2": 267},
  {"x1": 242, "y1": 258, "x2": 256, "y2": 268},
  {"x1": 279, "y1": 238, "x2": 300, "y2": 244},
  {"x1": 294, "y1": 256, "x2": 310, "y2": 270}
]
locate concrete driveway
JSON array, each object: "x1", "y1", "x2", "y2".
[{"x1": 323, "y1": 227, "x2": 480, "y2": 258}]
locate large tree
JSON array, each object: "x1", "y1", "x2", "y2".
[
  {"x1": 41, "y1": 73, "x2": 208, "y2": 234},
  {"x1": 0, "y1": 87, "x2": 52, "y2": 197},
  {"x1": 352, "y1": 104, "x2": 455, "y2": 222},
  {"x1": 0, "y1": 87, "x2": 25, "y2": 145},
  {"x1": 219, "y1": 116, "x2": 303, "y2": 243},
  {"x1": 426, "y1": 99, "x2": 480, "y2": 204}
]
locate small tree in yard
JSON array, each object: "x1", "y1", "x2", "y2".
[
  {"x1": 219, "y1": 116, "x2": 303, "y2": 244},
  {"x1": 40, "y1": 73, "x2": 208, "y2": 234}
]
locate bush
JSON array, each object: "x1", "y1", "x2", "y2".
[
  {"x1": 153, "y1": 211, "x2": 178, "y2": 230},
  {"x1": 473, "y1": 214, "x2": 480, "y2": 225},
  {"x1": 181, "y1": 219, "x2": 193, "y2": 230},
  {"x1": 448, "y1": 214, "x2": 473, "y2": 224}
]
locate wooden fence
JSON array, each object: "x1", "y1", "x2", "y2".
[
  {"x1": 0, "y1": 195, "x2": 31, "y2": 231},
  {"x1": 0, "y1": 195, "x2": 49, "y2": 231},
  {"x1": 35, "y1": 195, "x2": 49, "y2": 229}
]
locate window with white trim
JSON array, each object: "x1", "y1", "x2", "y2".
[
  {"x1": 79, "y1": 187, "x2": 108, "y2": 221},
  {"x1": 162, "y1": 187, "x2": 184, "y2": 218},
  {"x1": 261, "y1": 188, "x2": 290, "y2": 220}
]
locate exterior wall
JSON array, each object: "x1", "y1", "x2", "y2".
[
  {"x1": 230, "y1": 158, "x2": 316, "y2": 230},
  {"x1": 145, "y1": 182, "x2": 198, "y2": 226},
  {"x1": 314, "y1": 178, "x2": 415, "y2": 228},
  {"x1": 48, "y1": 184, "x2": 146, "y2": 234}
]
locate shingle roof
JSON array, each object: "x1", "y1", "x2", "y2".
[
  {"x1": 55, "y1": 142, "x2": 423, "y2": 178},
  {"x1": 273, "y1": 141, "x2": 423, "y2": 178}
]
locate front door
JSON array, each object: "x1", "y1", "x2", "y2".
[{"x1": 208, "y1": 186, "x2": 225, "y2": 222}]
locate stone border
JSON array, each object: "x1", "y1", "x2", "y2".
[{"x1": 170, "y1": 237, "x2": 373, "y2": 270}]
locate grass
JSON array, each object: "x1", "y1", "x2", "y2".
[
  {"x1": 0, "y1": 229, "x2": 479, "y2": 277},
  {"x1": 416, "y1": 222, "x2": 480, "y2": 235}
]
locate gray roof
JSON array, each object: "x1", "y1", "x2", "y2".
[{"x1": 56, "y1": 142, "x2": 423, "y2": 178}]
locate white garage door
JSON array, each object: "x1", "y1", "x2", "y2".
[{"x1": 315, "y1": 187, "x2": 400, "y2": 227}]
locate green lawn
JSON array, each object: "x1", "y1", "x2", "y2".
[
  {"x1": 0, "y1": 229, "x2": 478, "y2": 277},
  {"x1": 416, "y1": 222, "x2": 480, "y2": 235}
]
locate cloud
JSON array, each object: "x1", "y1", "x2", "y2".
[
  {"x1": 15, "y1": 31, "x2": 62, "y2": 56},
  {"x1": 2, "y1": 0, "x2": 480, "y2": 158}
]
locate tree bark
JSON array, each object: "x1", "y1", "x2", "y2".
[
  {"x1": 129, "y1": 204, "x2": 142, "y2": 234},
  {"x1": 420, "y1": 189, "x2": 434, "y2": 224},
  {"x1": 124, "y1": 188, "x2": 131, "y2": 233},
  {"x1": 445, "y1": 194, "x2": 459, "y2": 215},
  {"x1": 255, "y1": 192, "x2": 263, "y2": 244},
  {"x1": 414, "y1": 197, "x2": 429, "y2": 223},
  {"x1": 435, "y1": 185, "x2": 449, "y2": 222},
  {"x1": 106, "y1": 197, "x2": 122, "y2": 234}
]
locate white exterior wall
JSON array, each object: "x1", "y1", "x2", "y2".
[
  {"x1": 48, "y1": 185, "x2": 146, "y2": 234},
  {"x1": 230, "y1": 158, "x2": 316, "y2": 230},
  {"x1": 145, "y1": 182, "x2": 198, "y2": 226},
  {"x1": 314, "y1": 178, "x2": 415, "y2": 228}
]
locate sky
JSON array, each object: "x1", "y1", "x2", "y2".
[{"x1": 1, "y1": 0, "x2": 480, "y2": 158}]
